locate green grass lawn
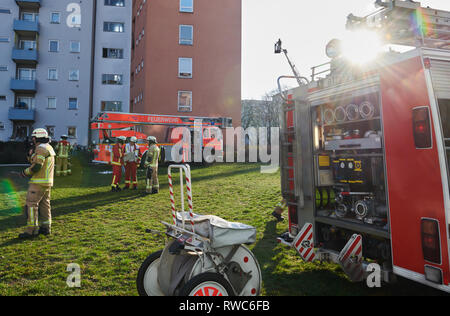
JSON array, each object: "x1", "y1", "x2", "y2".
[{"x1": 0, "y1": 156, "x2": 446, "y2": 296}]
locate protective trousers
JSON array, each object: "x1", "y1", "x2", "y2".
[
  {"x1": 146, "y1": 167, "x2": 159, "y2": 193},
  {"x1": 25, "y1": 183, "x2": 52, "y2": 235},
  {"x1": 111, "y1": 165, "x2": 122, "y2": 188},
  {"x1": 56, "y1": 157, "x2": 69, "y2": 176},
  {"x1": 124, "y1": 162, "x2": 138, "y2": 188}
]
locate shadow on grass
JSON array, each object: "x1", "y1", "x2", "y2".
[{"x1": 0, "y1": 164, "x2": 261, "y2": 233}]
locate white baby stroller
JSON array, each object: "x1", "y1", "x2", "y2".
[{"x1": 136, "y1": 164, "x2": 262, "y2": 296}]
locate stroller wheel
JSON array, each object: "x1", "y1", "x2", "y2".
[
  {"x1": 179, "y1": 272, "x2": 235, "y2": 296},
  {"x1": 136, "y1": 250, "x2": 164, "y2": 296}
]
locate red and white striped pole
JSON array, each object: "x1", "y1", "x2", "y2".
[
  {"x1": 168, "y1": 171, "x2": 177, "y2": 225},
  {"x1": 185, "y1": 165, "x2": 194, "y2": 233}
]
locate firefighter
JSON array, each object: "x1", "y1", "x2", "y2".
[
  {"x1": 271, "y1": 198, "x2": 287, "y2": 222},
  {"x1": 143, "y1": 136, "x2": 160, "y2": 194},
  {"x1": 17, "y1": 128, "x2": 56, "y2": 238},
  {"x1": 110, "y1": 136, "x2": 126, "y2": 192},
  {"x1": 55, "y1": 135, "x2": 72, "y2": 176},
  {"x1": 123, "y1": 136, "x2": 141, "y2": 190}
]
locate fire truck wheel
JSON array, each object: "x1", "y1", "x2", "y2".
[
  {"x1": 136, "y1": 250, "x2": 164, "y2": 296},
  {"x1": 179, "y1": 272, "x2": 235, "y2": 296}
]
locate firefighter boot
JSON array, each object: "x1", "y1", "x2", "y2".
[
  {"x1": 151, "y1": 187, "x2": 159, "y2": 194},
  {"x1": 39, "y1": 226, "x2": 51, "y2": 236}
]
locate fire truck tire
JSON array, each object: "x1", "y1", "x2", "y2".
[
  {"x1": 136, "y1": 250, "x2": 164, "y2": 296},
  {"x1": 178, "y1": 272, "x2": 236, "y2": 296}
]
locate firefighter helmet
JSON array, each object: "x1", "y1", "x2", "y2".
[
  {"x1": 31, "y1": 128, "x2": 49, "y2": 139},
  {"x1": 61, "y1": 135, "x2": 68, "y2": 139},
  {"x1": 118, "y1": 136, "x2": 126, "y2": 141},
  {"x1": 147, "y1": 136, "x2": 157, "y2": 143},
  {"x1": 130, "y1": 136, "x2": 137, "y2": 143}
]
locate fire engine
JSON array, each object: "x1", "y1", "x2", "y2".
[
  {"x1": 90, "y1": 111, "x2": 232, "y2": 164},
  {"x1": 277, "y1": 0, "x2": 450, "y2": 291}
]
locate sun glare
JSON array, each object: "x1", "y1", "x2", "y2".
[{"x1": 341, "y1": 30, "x2": 384, "y2": 65}]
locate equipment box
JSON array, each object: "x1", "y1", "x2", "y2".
[{"x1": 324, "y1": 136, "x2": 382, "y2": 151}]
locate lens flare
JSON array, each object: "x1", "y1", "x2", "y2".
[
  {"x1": 411, "y1": 8, "x2": 435, "y2": 38},
  {"x1": 0, "y1": 179, "x2": 22, "y2": 215},
  {"x1": 341, "y1": 30, "x2": 383, "y2": 65}
]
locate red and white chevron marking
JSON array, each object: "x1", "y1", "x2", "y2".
[
  {"x1": 338, "y1": 234, "x2": 364, "y2": 282},
  {"x1": 168, "y1": 173, "x2": 177, "y2": 225},
  {"x1": 185, "y1": 172, "x2": 195, "y2": 233},
  {"x1": 293, "y1": 223, "x2": 316, "y2": 262}
]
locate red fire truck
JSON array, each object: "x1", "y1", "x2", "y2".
[
  {"x1": 90, "y1": 112, "x2": 232, "y2": 164},
  {"x1": 277, "y1": 0, "x2": 450, "y2": 291}
]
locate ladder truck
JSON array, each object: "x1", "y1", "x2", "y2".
[
  {"x1": 90, "y1": 111, "x2": 232, "y2": 164},
  {"x1": 277, "y1": 0, "x2": 450, "y2": 292}
]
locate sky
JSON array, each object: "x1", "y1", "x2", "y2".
[{"x1": 241, "y1": 0, "x2": 450, "y2": 100}]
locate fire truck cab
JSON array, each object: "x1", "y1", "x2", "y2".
[{"x1": 278, "y1": 0, "x2": 450, "y2": 291}]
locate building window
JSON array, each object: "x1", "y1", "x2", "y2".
[
  {"x1": 68, "y1": 126, "x2": 77, "y2": 138},
  {"x1": 48, "y1": 68, "x2": 58, "y2": 80},
  {"x1": 0, "y1": 122, "x2": 4, "y2": 130},
  {"x1": 0, "y1": 37, "x2": 10, "y2": 43},
  {"x1": 101, "y1": 101, "x2": 122, "y2": 112},
  {"x1": 104, "y1": 22, "x2": 124, "y2": 33},
  {"x1": 19, "y1": 40, "x2": 36, "y2": 50},
  {"x1": 47, "y1": 97, "x2": 57, "y2": 109},
  {"x1": 103, "y1": 48, "x2": 123, "y2": 59},
  {"x1": 178, "y1": 58, "x2": 192, "y2": 78},
  {"x1": 180, "y1": 0, "x2": 193, "y2": 13},
  {"x1": 68, "y1": 98, "x2": 78, "y2": 110},
  {"x1": 179, "y1": 25, "x2": 193, "y2": 45},
  {"x1": 0, "y1": 9, "x2": 11, "y2": 14},
  {"x1": 21, "y1": 12, "x2": 38, "y2": 22},
  {"x1": 69, "y1": 70, "x2": 80, "y2": 81},
  {"x1": 18, "y1": 68, "x2": 36, "y2": 80},
  {"x1": 16, "y1": 96, "x2": 35, "y2": 109},
  {"x1": 49, "y1": 40, "x2": 59, "y2": 52},
  {"x1": 0, "y1": 66, "x2": 8, "y2": 71},
  {"x1": 0, "y1": 96, "x2": 6, "y2": 101},
  {"x1": 46, "y1": 126, "x2": 55, "y2": 138},
  {"x1": 70, "y1": 41, "x2": 81, "y2": 53},
  {"x1": 102, "y1": 74, "x2": 123, "y2": 85},
  {"x1": 178, "y1": 91, "x2": 192, "y2": 112},
  {"x1": 50, "y1": 12, "x2": 60, "y2": 23},
  {"x1": 105, "y1": 0, "x2": 125, "y2": 6}
]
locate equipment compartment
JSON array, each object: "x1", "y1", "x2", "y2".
[{"x1": 312, "y1": 90, "x2": 389, "y2": 231}]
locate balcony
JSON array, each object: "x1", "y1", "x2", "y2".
[
  {"x1": 13, "y1": 19, "x2": 39, "y2": 36},
  {"x1": 15, "y1": 0, "x2": 40, "y2": 9},
  {"x1": 8, "y1": 107, "x2": 36, "y2": 121},
  {"x1": 12, "y1": 48, "x2": 38, "y2": 64},
  {"x1": 10, "y1": 78, "x2": 37, "y2": 93}
]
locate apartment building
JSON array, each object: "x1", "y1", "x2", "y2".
[
  {"x1": 0, "y1": 0, "x2": 131, "y2": 146},
  {"x1": 130, "y1": 0, "x2": 242, "y2": 140}
]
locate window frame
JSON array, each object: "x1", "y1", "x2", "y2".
[
  {"x1": 47, "y1": 97, "x2": 57, "y2": 109},
  {"x1": 50, "y1": 12, "x2": 61, "y2": 24},
  {"x1": 178, "y1": 90, "x2": 192, "y2": 112},
  {"x1": 180, "y1": 0, "x2": 194, "y2": 13},
  {"x1": 69, "y1": 41, "x2": 81, "y2": 53},
  {"x1": 178, "y1": 57, "x2": 193, "y2": 78},
  {"x1": 179, "y1": 25, "x2": 194, "y2": 45},
  {"x1": 68, "y1": 97, "x2": 78, "y2": 110},
  {"x1": 103, "y1": 21, "x2": 125, "y2": 33},
  {"x1": 48, "y1": 68, "x2": 58, "y2": 80},
  {"x1": 49, "y1": 40, "x2": 59, "y2": 52},
  {"x1": 69, "y1": 69, "x2": 80, "y2": 81}
]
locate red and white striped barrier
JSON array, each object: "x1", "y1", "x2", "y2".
[
  {"x1": 338, "y1": 234, "x2": 364, "y2": 282},
  {"x1": 168, "y1": 164, "x2": 194, "y2": 234},
  {"x1": 292, "y1": 223, "x2": 316, "y2": 262}
]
